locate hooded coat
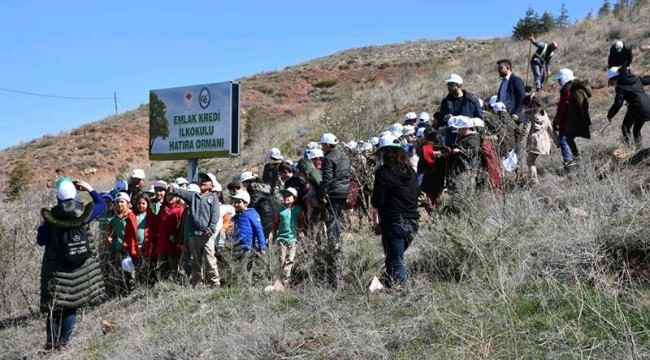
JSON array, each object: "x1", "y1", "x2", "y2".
[
  {"x1": 564, "y1": 80, "x2": 592, "y2": 139},
  {"x1": 38, "y1": 194, "x2": 105, "y2": 313},
  {"x1": 523, "y1": 109, "x2": 558, "y2": 155},
  {"x1": 607, "y1": 73, "x2": 650, "y2": 122}
]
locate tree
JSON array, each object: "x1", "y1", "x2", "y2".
[
  {"x1": 540, "y1": 11, "x2": 556, "y2": 33},
  {"x1": 598, "y1": 0, "x2": 611, "y2": 16},
  {"x1": 149, "y1": 93, "x2": 170, "y2": 152},
  {"x1": 556, "y1": 4, "x2": 570, "y2": 28},
  {"x1": 512, "y1": 7, "x2": 543, "y2": 40},
  {"x1": 613, "y1": 0, "x2": 630, "y2": 15},
  {"x1": 7, "y1": 160, "x2": 31, "y2": 200}
]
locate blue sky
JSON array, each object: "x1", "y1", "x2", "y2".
[{"x1": 0, "y1": 0, "x2": 597, "y2": 150}]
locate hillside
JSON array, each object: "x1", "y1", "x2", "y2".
[{"x1": 3, "y1": 5, "x2": 650, "y2": 359}]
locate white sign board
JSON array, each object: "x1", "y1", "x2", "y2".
[{"x1": 149, "y1": 81, "x2": 240, "y2": 160}]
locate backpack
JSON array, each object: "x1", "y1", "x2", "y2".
[{"x1": 59, "y1": 225, "x2": 92, "y2": 266}]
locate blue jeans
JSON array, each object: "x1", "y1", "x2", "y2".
[
  {"x1": 381, "y1": 219, "x2": 419, "y2": 287},
  {"x1": 558, "y1": 132, "x2": 578, "y2": 162},
  {"x1": 46, "y1": 309, "x2": 77, "y2": 348},
  {"x1": 326, "y1": 198, "x2": 346, "y2": 249},
  {"x1": 531, "y1": 61, "x2": 546, "y2": 90}
]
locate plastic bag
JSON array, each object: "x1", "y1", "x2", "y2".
[
  {"x1": 121, "y1": 255, "x2": 135, "y2": 273},
  {"x1": 502, "y1": 149, "x2": 518, "y2": 172}
]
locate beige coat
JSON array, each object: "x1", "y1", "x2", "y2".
[{"x1": 522, "y1": 110, "x2": 559, "y2": 155}]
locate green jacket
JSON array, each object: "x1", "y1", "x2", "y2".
[{"x1": 40, "y1": 202, "x2": 105, "y2": 313}]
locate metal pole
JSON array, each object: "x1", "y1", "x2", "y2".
[{"x1": 188, "y1": 159, "x2": 199, "y2": 183}]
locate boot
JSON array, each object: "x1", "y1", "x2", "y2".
[{"x1": 530, "y1": 166, "x2": 539, "y2": 185}]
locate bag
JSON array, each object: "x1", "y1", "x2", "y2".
[{"x1": 59, "y1": 226, "x2": 92, "y2": 266}]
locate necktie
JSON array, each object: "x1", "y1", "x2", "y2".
[{"x1": 499, "y1": 77, "x2": 508, "y2": 102}]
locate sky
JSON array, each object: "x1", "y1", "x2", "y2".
[{"x1": 0, "y1": 0, "x2": 598, "y2": 150}]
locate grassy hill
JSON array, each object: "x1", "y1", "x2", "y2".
[{"x1": 2, "y1": 4, "x2": 650, "y2": 359}]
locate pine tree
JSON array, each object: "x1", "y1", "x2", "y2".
[
  {"x1": 540, "y1": 12, "x2": 556, "y2": 33},
  {"x1": 7, "y1": 161, "x2": 31, "y2": 200},
  {"x1": 512, "y1": 7, "x2": 543, "y2": 40},
  {"x1": 598, "y1": 0, "x2": 611, "y2": 16},
  {"x1": 556, "y1": 4, "x2": 570, "y2": 28}
]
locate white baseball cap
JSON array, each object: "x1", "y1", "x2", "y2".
[
  {"x1": 213, "y1": 181, "x2": 223, "y2": 192},
  {"x1": 552, "y1": 68, "x2": 575, "y2": 86},
  {"x1": 607, "y1": 66, "x2": 621, "y2": 79},
  {"x1": 152, "y1": 180, "x2": 167, "y2": 190},
  {"x1": 268, "y1": 147, "x2": 283, "y2": 160},
  {"x1": 360, "y1": 142, "x2": 374, "y2": 152},
  {"x1": 492, "y1": 102, "x2": 507, "y2": 112},
  {"x1": 418, "y1": 112, "x2": 430, "y2": 122},
  {"x1": 345, "y1": 141, "x2": 358, "y2": 150},
  {"x1": 130, "y1": 169, "x2": 145, "y2": 179},
  {"x1": 174, "y1": 177, "x2": 189, "y2": 186},
  {"x1": 307, "y1": 148, "x2": 324, "y2": 160},
  {"x1": 319, "y1": 133, "x2": 339, "y2": 145},
  {"x1": 403, "y1": 112, "x2": 417, "y2": 123},
  {"x1": 370, "y1": 137, "x2": 380, "y2": 146},
  {"x1": 416, "y1": 127, "x2": 426, "y2": 137},
  {"x1": 188, "y1": 184, "x2": 201, "y2": 193},
  {"x1": 230, "y1": 191, "x2": 251, "y2": 204},
  {"x1": 448, "y1": 115, "x2": 473, "y2": 130},
  {"x1": 198, "y1": 172, "x2": 217, "y2": 186},
  {"x1": 443, "y1": 73, "x2": 463, "y2": 85},
  {"x1": 115, "y1": 192, "x2": 131, "y2": 203},
  {"x1": 55, "y1": 177, "x2": 77, "y2": 201},
  {"x1": 377, "y1": 134, "x2": 401, "y2": 151},
  {"x1": 280, "y1": 187, "x2": 299, "y2": 198},
  {"x1": 489, "y1": 95, "x2": 498, "y2": 106},
  {"x1": 239, "y1": 171, "x2": 257, "y2": 183},
  {"x1": 614, "y1": 40, "x2": 624, "y2": 52},
  {"x1": 402, "y1": 125, "x2": 416, "y2": 136},
  {"x1": 390, "y1": 123, "x2": 403, "y2": 137}
]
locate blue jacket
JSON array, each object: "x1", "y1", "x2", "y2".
[
  {"x1": 436, "y1": 90, "x2": 483, "y2": 128},
  {"x1": 497, "y1": 74, "x2": 526, "y2": 116},
  {"x1": 233, "y1": 208, "x2": 267, "y2": 251}
]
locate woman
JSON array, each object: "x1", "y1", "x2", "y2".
[
  {"x1": 607, "y1": 66, "x2": 650, "y2": 148},
  {"x1": 371, "y1": 134, "x2": 420, "y2": 289},
  {"x1": 37, "y1": 178, "x2": 106, "y2": 350}
]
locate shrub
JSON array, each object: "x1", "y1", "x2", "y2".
[{"x1": 314, "y1": 79, "x2": 338, "y2": 88}]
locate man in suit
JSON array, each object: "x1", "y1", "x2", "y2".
[{"x1": 496, "y1": 59, "x2": 526, "y2": 124}]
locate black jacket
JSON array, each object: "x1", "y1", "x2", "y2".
[
  {"x1": 247, "y1": 182, "x2": 276, "y2": 236},
  {"x1": 435, "y1": 90, "x2": 484, "y2": 128},
  {"x1": 607, "y1": 73, "x2": 650, "y2": 121},
  {"x1": 318, "y1": 147, "x2": 351, "y2": 200},
  {"x1": 262, "y1": 160, "x2": 283, "y2": 195},
  {"x1": 371, "y1": 164, "x2": 419, "y2": 224},
  {"x1": 497, "y1": 74, "x2": 526, "y2": 116},
  {"x1": 608, "y1": 45, "x2": 633, "y2": 68}
]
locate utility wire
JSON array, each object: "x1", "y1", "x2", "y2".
[{"x1": 0, "y1": 86, "x2": 113, "y2": 100}]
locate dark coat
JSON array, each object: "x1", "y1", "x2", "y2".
[
  {"x1": 564, "y1": 80, "x2": 592, "y2": 139},
  {"x1": 607, "y1": 73, "x2": 650, "y2": 122},
  {"x1": 371, "y1": 164, "x2": 419, "y2": 225},
  {"x1": 262, "y1": 160, "x2": 283, "y2": 195},
  {"x1": 39, "y1": 200, "x2": 105, "y2": 313},
  {"x1": 318, "y1": 147, "x2": 352, "y2": 200},
  {"x1": 436, "y1": 90, "x2": 484, "y2": 128},
  {"x1": 608, "y1": 45, "x2": 633, "y2": 68},
  {"x1": 247, "y1": 182, "x2": 276, "y2": 238},
  {"x1": 498, "y1": 74, "x2": 526, "y2": 116}
]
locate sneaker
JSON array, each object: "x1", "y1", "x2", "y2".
[
  {"x1": 209, "y1": 282, "x2": 221, "y2": 290},
  {"x1": 563, "y1": 159, "x2": 578, "y2": 168}
]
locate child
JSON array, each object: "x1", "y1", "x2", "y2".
[
  {"x1": 522, "y1": 94, "x2": 560, "y2": 184},
  {"x1": 106, "y1": 192, "x2": 138, "y2": 296},
  {"x1": 132, "y1": 193, "x2": 155, "y2": 285},
  {"x1": 448, "y1": 116, "x2": 481, "y2": 196},
  {"x1": 153, "y1": 189, "x2": 185, "y2": 282},
  {"x1": 272, "y1": 188, "x2": 306, "y2": 286},
  {"x1": 230, "y1": 191, "x2": 267, "y2": 286}
]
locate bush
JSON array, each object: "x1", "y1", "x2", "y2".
[{"x1": 314, "y1": 79, "x2": 338, "y2": 88}]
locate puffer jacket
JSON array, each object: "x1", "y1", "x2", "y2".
[
  {"x1": 318, "y1": 147, "x2": 351, "y2": 200},
  {"x1": 248, "y1": 182, "x2": 276, "y2": 238},
  {"x1": 233, "y1": 208, "x2": 267, "y2": 251},
  {"x1": 607, "y1": 73, "x2": 650, "y2": 121},
  {"x1": 38, "y1": 195, "x2": 105, "y2": 313},
  {"x1": 523, "y1": 110, "x2": 558, "y2": 155}
]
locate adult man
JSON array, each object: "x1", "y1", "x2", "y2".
[
  {"x1": 318, "y1": 133, "x2": 351, "y2": 286},
  {"x1": 606, "y1": 66, "x2": 650, "y2": 147},
  {"x1": 608, "y1": 40, "x2": 633, "y2": 70},
  {"x1": 496, "y1": 59, "x2": 526, "y2": 123},
  {"x1": 127, "y1": 168, "x2": 145, "y2": 201},
  {"x1": 262, "y1": 147, "x2": 285, "y2": 203},
  {"x1": 529, "y1": 36, "x2": 558, "y2": 91},
  {"x1": 435, "y1": 74, "x2": 483, "y2": 145}
]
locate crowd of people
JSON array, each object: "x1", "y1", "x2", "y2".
[{"x1": 37, "y1": 38, "x2": 650, "y2": 351}]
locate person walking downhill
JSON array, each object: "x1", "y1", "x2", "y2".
[
  {"x1": 496, "y1": 59, "x2": 526, "y2": 124},
  {"x1": 552, "y1": 68, "x2": 592, "y2": 168},
  {"x1": 168, "y1": 172, "x2": 221, "y2": 289},
  {"x1": 606, "y1": 66, "x2": 650, "y2": 148},
  {"x1": 371, "y1": 135, "x2": 420, "y2": 290},
  {"x1": 521, "y1": 94, "x2": 560, "y2": 184},
  {"x1": 271, "y1": 187, "x2": 306, "y2": 287},
  {"x1": 529, "y1": 35, "x2": 558, "y2": 91},
  {"x1": 37, "y1": 178, "x2": 106, "y2": 351}
]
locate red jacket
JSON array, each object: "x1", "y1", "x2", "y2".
[
  {"x1": 153, "y1": 203, "x2": 184, "y2": 258},
  {"x1": 107, "y1": 209, "x2": 139, "y2": 258},
  {"x1": 554, "y1": 85, "x2": 571, "y2": 132}
]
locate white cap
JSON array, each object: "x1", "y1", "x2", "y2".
[
  {"x1": 188, "y1": 184, "x2": 201, "y2": 193},
  {"x1": 360, "y1": 142, "x2": 374, "y2": 152},
  {"x1": 492, "y1": 102, "x2": 507, "y2": 112},
  {"x1": 416, "y1": 127, "x2": 426, "y2": 137},
  {"x1": 115, "y1": 192, "x2": 131, "y2": 203},
  {"x1": 174, "y1": 177, "x2": 189, "y2": 186},
  {"x1": 306, "y1": 141, "x2": 320, "y2": 150},
  {"x1": 198, "y1": 172, "x2": 217, "y2": 186},
  {"x1": 345, "y1": 141, "x2": 358, "y2": 150},
  {"x1": 448, "y1": 115, "x2": 473, "y2": 129},
  {"x1": 319, "y1": 133, "x2": 339, "y2": 145},
  {"x1": 418, "y1": 112, "x2": 430, "y2": 122},
  {"x1": 377, "y1": 134, "x2": 401, "y2": 150},
  {"x1": 370, "y1": 137, "x2": 380, "y2": 146},
  {"x1": 553, "y1": 68, "x2": 575, "y2": 86},
  {"x1": 280, "y1": 187, "x2": 299, "y2": 198},
  {"x1": 239, "y1": 171, "x2": 257, "y2": 183},
  {"x1": 614, "y1": 40, "x2": 624, "y2": 52},
  {"x1": 390, "y1": 123, "x2": 403, "y2": 137},
  {"x1": 268, "y1": 147, "x2": 283, "y2": 160},
  {"x1": 402, "y1": 125, "x2": 416, "y2": 136},
  {"x1": 403, "y1": 112, "x2": 417, "y2": 123},
  {"x1": 56, "y1": 178, "x2": 77, "y2": 201},
  {"x1": 130, "y1": 169, "x2": 145, "y2": 179},
  {"x1": 471, "y1": 118, "x2": 485, "y2": 128},
  {"x1": 170, "y1": 183, "x2": 180, "y2": 189},
  {"x1": 443, "y1": 73, "x2": 463, "y2": 85},
  {"x1": 152, "y1": 180, "x2": 167, "y2": 189},
  {"x1": 307, "y1": 148, "x2": 324, "y2": 159},
  {"x1": 230, "y1": 191, "x2": 251, "y2": 204},
  {"x1": 213, "y1": 181, "x2": 222, "y2": 192},
  {"x1": 607, "y1": 66, "x2": 620, "y2": 79},
  {"x1": 489, "y1": 95, "x2": 498, "y2": 106}
]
